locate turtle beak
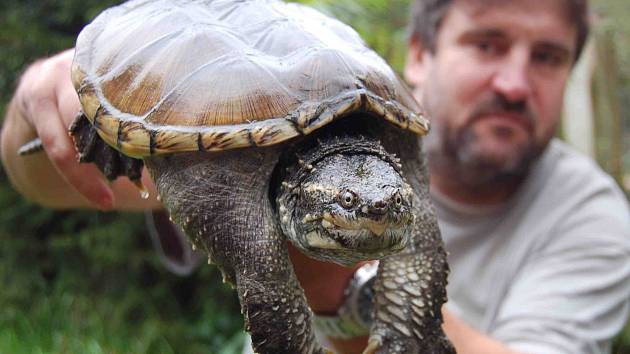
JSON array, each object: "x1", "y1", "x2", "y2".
[{"x1": 366, "y1": 221, "x2": 387, "y2": 236}]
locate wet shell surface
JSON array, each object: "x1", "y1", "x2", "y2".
[{"x1": 72, "y1": 0, "x2": 428, "y2": 158}]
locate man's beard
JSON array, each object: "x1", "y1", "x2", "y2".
[{"x1": 426, "y1": 94, "x2": 545, "y2": 188}]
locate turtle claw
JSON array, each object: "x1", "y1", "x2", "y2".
[
  {"x1": 364, "y1": 328, "x2": 456, "y2": 354},
  {"x1": 132, "y1": 179, "x2": 150, "y2": 199},
  {"x1": 363, "y1": 338, "x2": 381, "y2": 354}
]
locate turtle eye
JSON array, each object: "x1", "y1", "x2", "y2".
[
  {"x1": 338, "y1": 190, "x2": 357, "y2": 209},
  {"x1": 394, "y1": 192, "x2": 403, "y2": 208}
]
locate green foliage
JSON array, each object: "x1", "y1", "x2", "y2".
[
  {"x1": 0, "y1": 177, "x2": 243, "y2": 353},
  {"x1": 306, "y1": 0, "x2": 412, "y2": 73},
  {"x1": 590, "y1": 0, "x2": 630, "y2": 197},
  {"x1": 0, "y1": 0, "x2": 122, "y2": 115},
  {"x1": 593, "y1": 0, "x2": 630, "y2": 81}
]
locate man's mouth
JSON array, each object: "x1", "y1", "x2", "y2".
[
  {"x1": 467, "y1": 93, "x2": 535, "y2": 134},
  {"x1": 470, "y1": 112, "x2": 535, "y2": 140},
  {"x1": 480, "y1": 111, "x2": 531, "y2": 126}
]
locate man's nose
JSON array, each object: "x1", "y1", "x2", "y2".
[{"x1": 492, "y1": 49, "x2": 532, "y2": 102}]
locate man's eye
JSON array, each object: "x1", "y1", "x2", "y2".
[
  {"x1": 476, "y1": 41, "x2": 493, "y2": 52},
  {"x1": 472, "y1": 39, "x2": 505, "y2": 57},
  {"x1": 532, "y1": 50, "x2": 567, "y2": 67}
]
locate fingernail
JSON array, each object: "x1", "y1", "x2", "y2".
[{"x1": 98, "y1": 192, "x2": 114, "y2": 211}]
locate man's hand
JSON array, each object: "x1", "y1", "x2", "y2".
[{"x1": 1, "y1": 50, "x2": 159, "y2": 210}]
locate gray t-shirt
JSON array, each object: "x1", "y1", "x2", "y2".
[
  {"x1": 243, "y1": 140, "x2": 630, "y2": 354},
  {"x1": 435, "y1": 139, "x2": 630, "y2": 354}
]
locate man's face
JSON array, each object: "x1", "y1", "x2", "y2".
[{"x1": 405, "y1": 0, "x2": 578, "y2": 185}]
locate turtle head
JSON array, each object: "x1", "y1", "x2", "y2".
[{"x1": 277, "y1": 138, "x2": 414, "y2": 266}]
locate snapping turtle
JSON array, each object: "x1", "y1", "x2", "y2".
[{"x1": 59, "y1": 0, "x2": 453, "y2": 352}]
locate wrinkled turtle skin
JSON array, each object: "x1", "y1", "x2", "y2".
[{"x1": 65, "y1": 0, "x2": 455, "y2": 353}]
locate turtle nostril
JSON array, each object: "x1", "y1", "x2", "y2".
[{"x1": 369, "y1": 200, "x2": 388, "y2": 215}]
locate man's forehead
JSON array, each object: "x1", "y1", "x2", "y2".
[
  {"x1": 445, "y1": 0, "x2": 578, "y2": 53},
  {"x1": 454, "y1": 0, "x2": 576, "y2": 25}
]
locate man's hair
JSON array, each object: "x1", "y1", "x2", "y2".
[{"x1": 409, "y1": 0, "x2": 590, "y2": 60}]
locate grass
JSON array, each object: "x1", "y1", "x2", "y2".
[{"x1": 0, "y1": 183, "x2": 244, "y2": 354}]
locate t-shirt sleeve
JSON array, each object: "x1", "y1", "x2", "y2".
[{"x1": 490, "y1": 190, "x2": 630, "y2": 354}]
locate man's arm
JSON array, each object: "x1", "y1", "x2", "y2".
[{"x1": 0, "y1": 50, "x2": 160, "y2": 210}]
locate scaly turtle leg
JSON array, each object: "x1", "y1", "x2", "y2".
[
  {"x1": 366, "y1": 252, "x2": 454, "y2": 354},
  {"x1": 146, "y1": 149, "x2": 331, "y2": 354},
  {"x1": 366, "y1": 131, "x2": 455, "y2": 354}
]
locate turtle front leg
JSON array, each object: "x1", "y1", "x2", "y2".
[
  {"x1": 146, "y1": 151, "x2": 330, "y2": 354},
  {"x1": 233, "y1": 234, "x2": 330, "y2": 354}
]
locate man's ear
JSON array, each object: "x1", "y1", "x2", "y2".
[{"x1": 404, "y1": 36, "x2": 428, "y2": 88}]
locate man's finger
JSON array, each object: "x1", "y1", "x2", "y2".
[
  {"x1": 33, "y1": 98, "x2": 114, "y2": 210},
  {"x1": 54, "y1": 52, "x2": 82, "y2": 127}
]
